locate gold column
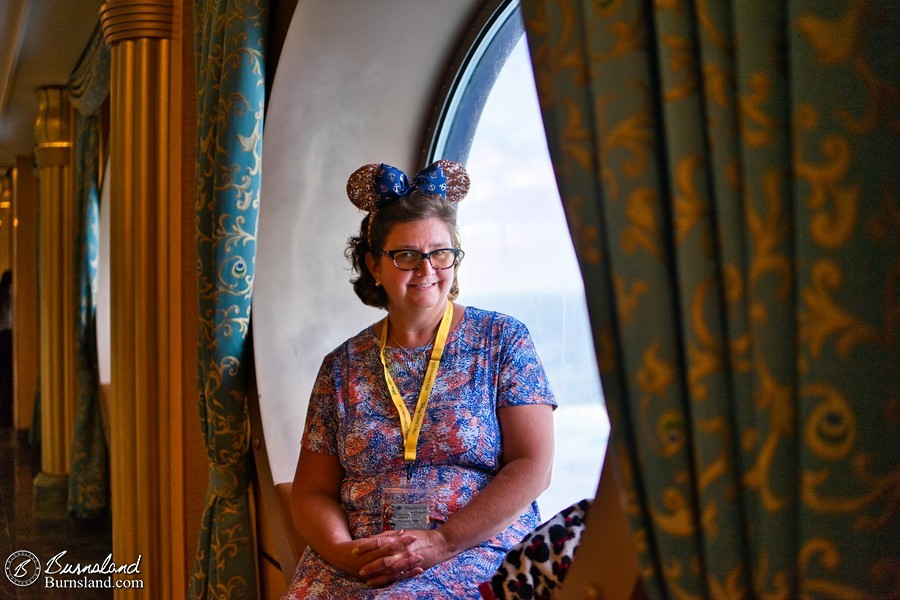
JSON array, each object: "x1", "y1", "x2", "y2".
[
  {"x1": 101, "y1": 1, "x2": 182, "y2": 597},
  {"x1": 11, "y1": 157, "x2": 39, "y2": 431},
  {"x1": 0, "y1": 173, "x2": 11, "y2": 273},
  {"x1": 33, "y1": 87, "x2": 77, "y2": 517}
]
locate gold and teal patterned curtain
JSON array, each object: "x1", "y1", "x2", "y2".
[
  {"x1": 522, "y1": 0, "x2": 899, "y2": 597},
  {"x1": 190, "y1": 1, "x2": 267, "y2": 598},
  {"x1": 66, "y1": 24, "x2": 110, "y2": 519}
]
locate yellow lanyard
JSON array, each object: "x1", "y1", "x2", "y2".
[{"x1": 379, "y1": 301, "x2": 453, "y2": 468}]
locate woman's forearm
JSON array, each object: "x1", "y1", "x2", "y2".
[
  {"x1": 436, "y1": 455, "x2": 551, "y2": 558},
  {"x1": 292, "y1": 490, "x2": 356, "y2": 571}
]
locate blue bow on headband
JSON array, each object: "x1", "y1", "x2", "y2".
[{"x1": 375, "y1": 163, "x2": 447, "y2": 206}]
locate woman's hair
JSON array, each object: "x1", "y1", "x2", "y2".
[{"x1": 346, "y1": 193, "x2": 462, "y2": 309}]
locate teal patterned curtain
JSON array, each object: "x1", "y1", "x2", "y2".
[
  {"x1": 67, "y1": 24, "x2": 110, "y2": 519},
  {"x1": 190, "y1": 1, "x2": 267, "y2": 597},
  {"x1": 521, "y1": 0, "x2": 899, "y2": 597}
]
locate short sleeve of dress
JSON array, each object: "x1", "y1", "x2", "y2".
[
  {"x1": 300, "y1": 356, "x2": 339, "y2": 456},
  {"x1": 496, "y1": 317, "x2": 557, "y2": 409}
]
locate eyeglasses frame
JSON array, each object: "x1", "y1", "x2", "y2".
[{"x1": 381, "y1": 247, "x2": 465, "y2": 271}]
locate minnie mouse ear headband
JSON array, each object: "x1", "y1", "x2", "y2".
[{"x1": 346, "y1": 160, "x2": 470, "y2": 213}]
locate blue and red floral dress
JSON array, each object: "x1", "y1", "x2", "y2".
[{"x1": 284, "y1": 307, "x2": 556, "y2": 599}]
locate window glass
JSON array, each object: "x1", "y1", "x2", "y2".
[{"x1": 445, "y1": 13, "x2": 609, "y2": 518}]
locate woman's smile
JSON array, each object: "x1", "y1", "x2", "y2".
[{"x1": 369, "y1": 217, "x2": 458, "y2": 316}]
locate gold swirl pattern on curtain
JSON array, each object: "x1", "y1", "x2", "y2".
[
  {"x1": 739, "y1": 73, "x2": 778, "y2": 148},
  {"x1": 613, "y1": 274, "x2": 649, "y2": 323},
  {"x1": 673, "y1": 154, "x2": 706, "y2": 245},
  {"x1": 797, "y1": 2, "x2": 900, "y2": 135},
  {"x1": 601, "y1": 91, "x2": 653, "y2": 180},
  {"x1": 660, "y1": 34, "x2": 698, "y2": 103},
  {"x1": 799, "y1": 260, "x2": 879, "y2": 358},
  {"x1": 796, "y1": 134, "x2": 859, "y2": 249},
  {"x1": 621, "y1": 187, "x2": 664, "y2": 259},
  {"x1": 742, "y1": 361, "x2": 794, "y2": 513},
  {"x1": 687, "y1": 276, "x2": 727, "y2": 400},
  {"x1": 747, "y1": 171, "x2": 792, "y2": 300}
]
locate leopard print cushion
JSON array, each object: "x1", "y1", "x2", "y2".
[{"x1": 478, "y1": 498, "x2": 592, "y2": 599}]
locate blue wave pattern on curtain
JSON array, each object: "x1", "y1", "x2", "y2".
[
  {"x1": 190, "y1": 0, "x2": 267, "y2": 598},
  {"x1": 67, "y1": 23, "x2": 110, "y2": 519},
  {"x1": 521, "y1": 0, "x2": 899, "y2": 597}
]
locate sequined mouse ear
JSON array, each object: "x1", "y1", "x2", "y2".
[
  {"x1": 346, "y1": 163, "x2": 382, "y2": 212},
  {"x1": 433, "y1": 160, "x2": 470, "y2": 205}
]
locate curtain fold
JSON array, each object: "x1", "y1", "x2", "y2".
[
  {"x1": 67, "y1": 111, "x2": 108, "y2": 518},
  {"x1": 66, "y1": 22, "x2": 110, "y2": 519},
  {"x1": 521, "y1": 0, "x2": 899, "y2": 597},
  {"x1": 190, "y1": 0, "x2": 267, "y2": 597},
  {"x1": 68, "y1": 24, "x2": 111, "y2": 117}
]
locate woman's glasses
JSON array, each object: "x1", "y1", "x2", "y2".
[{"x1": 382, "y1": 248, "x2": 465, "y2": 271}]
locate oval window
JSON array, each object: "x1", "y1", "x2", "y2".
[{"x1": 428, "y1": 1, "x2": 609, "y2": 517}]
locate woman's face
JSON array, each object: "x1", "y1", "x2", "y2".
[{"x1": 368, "y1": 217, "x2": 457, "y2": 315}]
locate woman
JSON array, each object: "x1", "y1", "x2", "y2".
[{"x1": 284, "y1": 161, "x2": 556, "y2": 598}]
